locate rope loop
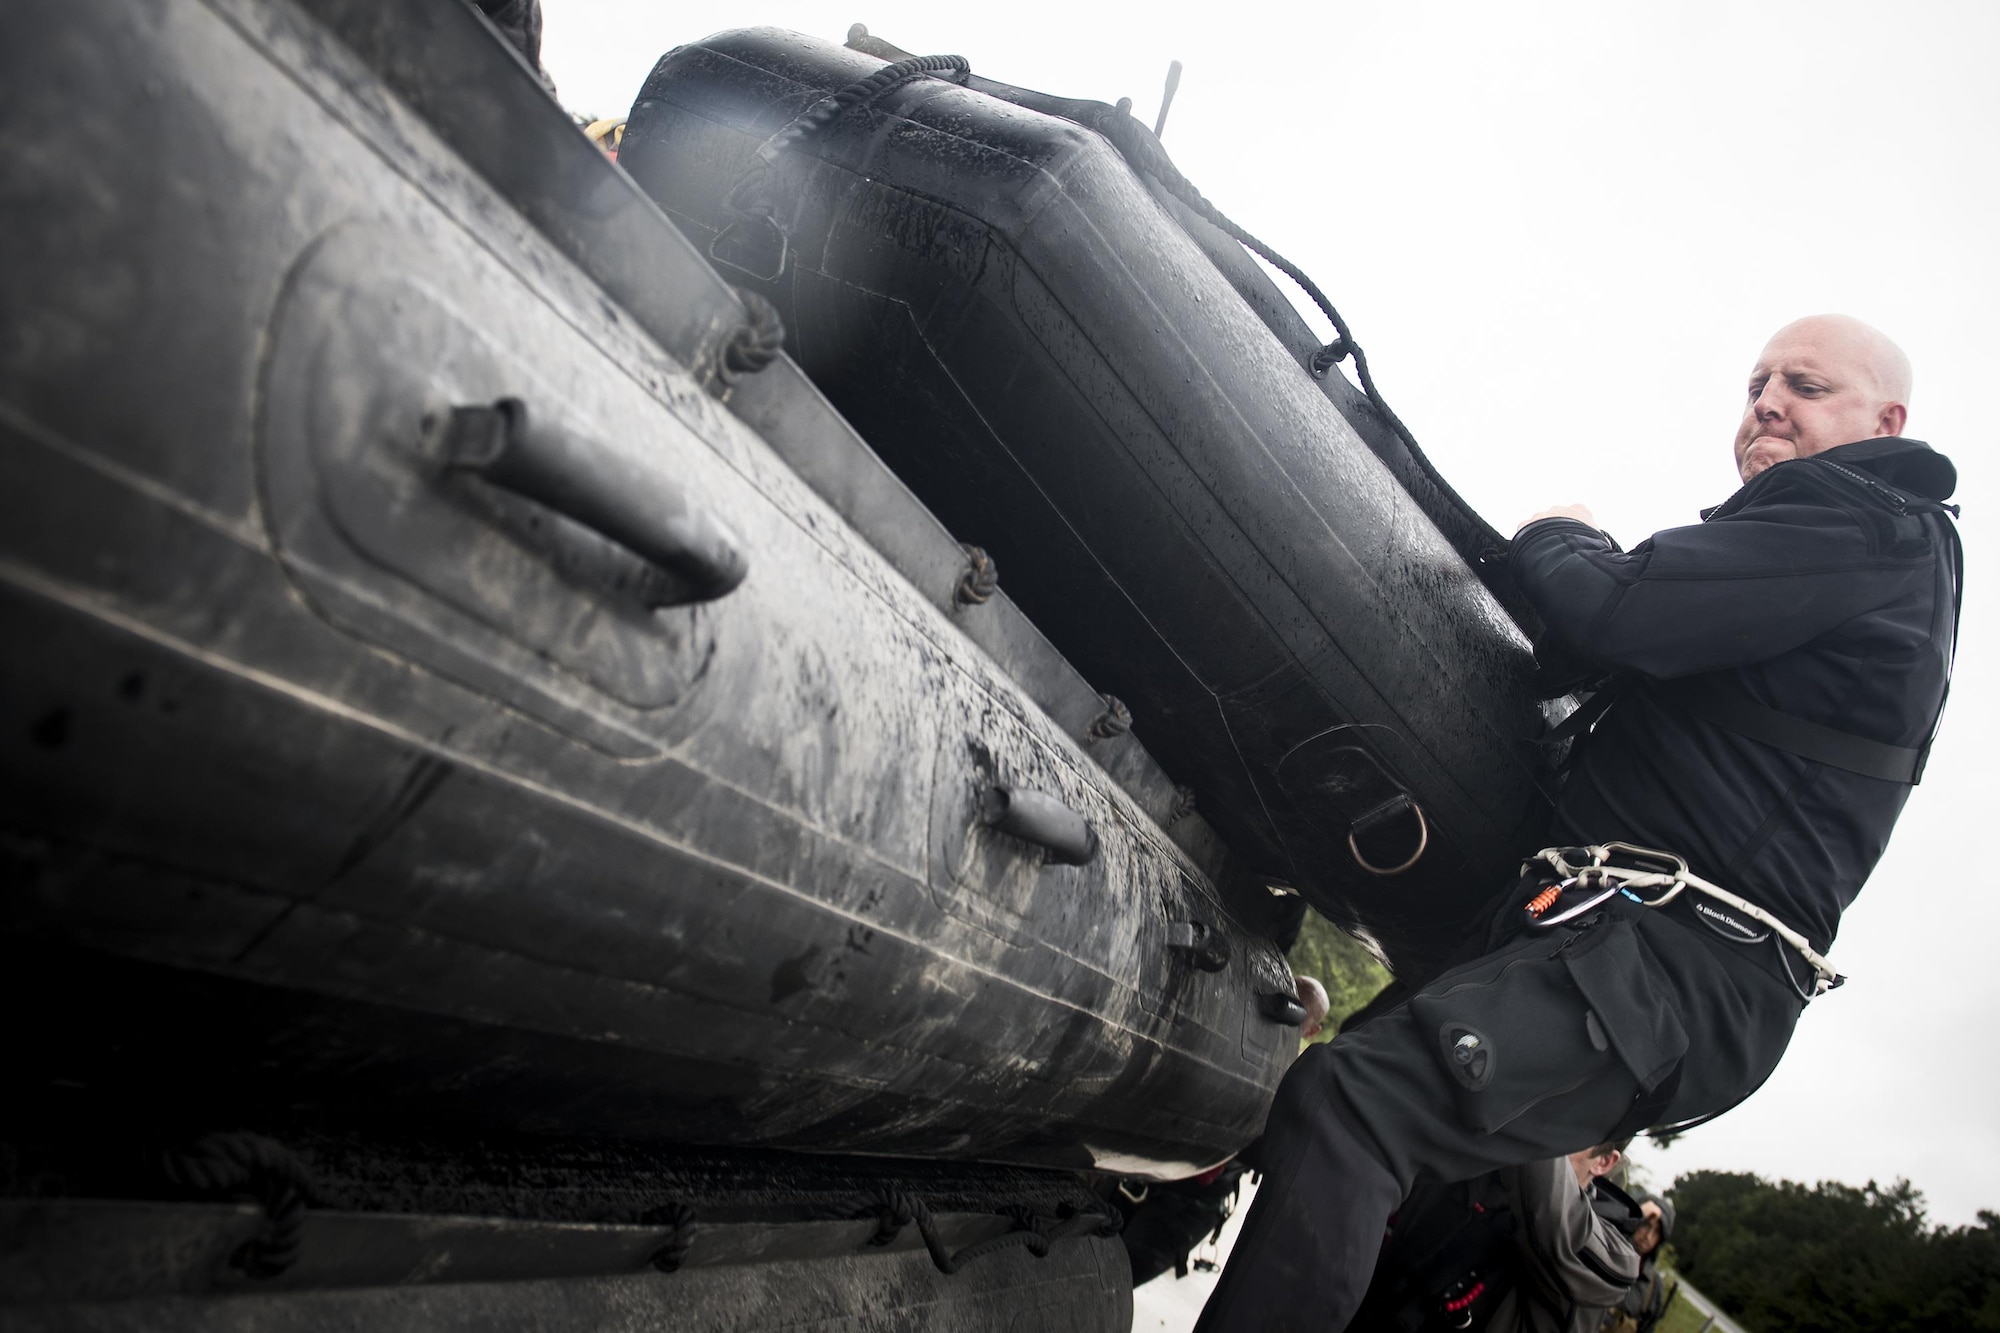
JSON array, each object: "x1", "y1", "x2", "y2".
[
  {"x1": 1308, "y1": 339, "x2": 1355, "y2": 376},
  {"x1": 1086, "y1": 694, "x2": 1132, "y2": 741},
  {"x1": 161, "y1": 1132, "x2": 312, "y2": 1279},
  {"x1": 858, "y1": 1186, "x2": 922, "y2": 1247},
  {"x1": 639, "y1": 1200, "x2": 700, "y2": 1273},
  {"x1": 955, "y1": 544, "x2": 1000, "y2": 606},
  {"x1": 719, "y1": 288, "x2": 786, "y2": 383},
  {"x1": 849, "y1": 1189, "x2": 1119, "y2": 1276}
]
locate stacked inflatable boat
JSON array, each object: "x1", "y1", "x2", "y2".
[
  {"x1": 0, "y1": 5, "x2": 1553, "y2": 1330},
  {"x1": 620, "y1": 29, "x2": 1556, "y2": 976}
]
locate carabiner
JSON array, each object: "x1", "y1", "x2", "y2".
[{"x1": 1524, "y1": 877, "x2": 1621, "y2": 929}]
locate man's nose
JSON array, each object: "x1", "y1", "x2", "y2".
[{"x1": 1753, "y1": 383, "x2": 1787, "y2": 419}]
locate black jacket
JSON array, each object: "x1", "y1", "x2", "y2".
[{"x1": 1510, "y1": 438, "x2": 1960, "y2": 953}]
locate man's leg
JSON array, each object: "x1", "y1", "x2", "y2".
[
  {"x1": 1191, "y1": 1048, "x2": 1403, "y2": 1331},
  {"x1": 1197, "y1": 908, "x2": 1796, "y2": 1332},
  {"x1": 1194, "y1": 990, "x2": 1638, "y2": 1329}
]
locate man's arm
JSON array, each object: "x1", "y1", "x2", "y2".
[{"x1": 1510, "y1": 496, "x2": 1934, "y2": 679}]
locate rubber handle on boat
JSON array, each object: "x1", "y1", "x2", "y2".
[
  {"x1": 980, "y1": 785, "x2": 1098, "y2": 867},
  {"x1": 1259, "y1": 991, "x2": 1309, "y2": 1026},
  {"x1": 437, "y1": 398, "x2": 748, "y2": 604}
]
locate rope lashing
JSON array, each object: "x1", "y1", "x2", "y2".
[
  {"x1": 763, "y1": 54, "x2": 971, "y2": 160},
  {"x1": 862, "y1": 1187, "x2": 919, "y2": 1247},
  {"x1": 1086, "y1": 111, "x2": 1423, "y2": 461},
  {"x1": 161, "y1": 1132, "x2": 312, "y2": 1279},
  {"x1": 1086, "y1": 695, "x2": 1132, "y2": 741},
  {"x1": 956, "y1": 544, "x2": 1000, "y2": 606},
  {"x1": 1169, "y1": 785, "x2": 1198, "y2": 823},
  {"x1": 718, "y1": 288, "x2": 786, "y2": 383},
  {"x1": 853, "y1": 1188, "x2": 1121, "y2": 1275},
  {"x1": 1307, "y1": 338, "x2": 1355, "y2": 374},
  {"x1": 715, "y1": 55, "x2": 971, "y2": 279},
  {"x1": 639, "y1": 1200, "x2": 700, "y2": 1273}
]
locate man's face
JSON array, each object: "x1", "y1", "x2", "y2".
[
  {"x1": 1733, "y1": 319, "x2": 1905, "y2": 483},
  {"x1": 1632, "y1": 1201, "x2": 1664, "y2": 1257}
]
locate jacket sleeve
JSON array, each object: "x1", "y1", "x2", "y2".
[
  {"x1": 1508, "y1": 1158, "x2": 1642, "y2": 1318},
  {"x1": 1510, "y1": 498, "x2": 1935, "y2": 678}
]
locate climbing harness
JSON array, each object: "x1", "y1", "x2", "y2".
[{"x1": 1520, "y1": 842, "x2": 1843, "y2": 1000}]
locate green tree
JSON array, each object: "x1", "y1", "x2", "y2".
[{"x1": 1671, "y1": 1170, "x2": 2000, "y2": 1333}]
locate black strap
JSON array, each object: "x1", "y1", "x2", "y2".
[
  {"x1": 1536, "y1": 680, "x2": 1635, "y2": 776},
  {"x1": 1652, "y1": 676, "x2": 1924, "y2": 784},
  {"x1": 1612, "y1": 1060, "x2": 1683, "y2": 1139}
]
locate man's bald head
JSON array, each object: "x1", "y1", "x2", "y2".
[
  {"x1": 1295, "y1": 975, "x2": 1331, "y2": 1042},
  {"x1": 1769, "y1": 315, "x2": 1912, "y2": 401},
  {"x1": 1733, "y1": 315, "x2": 1912, "y2": 482}
]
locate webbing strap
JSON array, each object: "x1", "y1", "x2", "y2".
[
  {"x1": 1539, "y1": 683, "x2": 1623, "y2": 749},
  {"x1": 1652, "y1": 676, "x2": 1923, "y2": 784}
]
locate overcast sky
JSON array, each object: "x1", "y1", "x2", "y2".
[{"x1": 540, "y1": 2, "x2": 2000, "y2": 1227}]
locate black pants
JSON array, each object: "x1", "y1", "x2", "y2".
[{"x1": 1194, "y1": 902, "x2": 1801, "y2": 1332}]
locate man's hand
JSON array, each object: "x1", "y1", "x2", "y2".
[{"x1": 1516, "y1": 503, "x2": 1599, "y2": 533}]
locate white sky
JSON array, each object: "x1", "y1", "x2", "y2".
[{"x1": 541, "y1": 2, "x2": 2000, "y2": 1228}]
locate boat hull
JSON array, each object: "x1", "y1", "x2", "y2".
[{"x1": 0, "y1": 0, "x2": 1293, "y2": 1177}]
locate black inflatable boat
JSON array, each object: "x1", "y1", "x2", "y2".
[
  {"x1": 621, "y1": 29, "x2": 1559, "y2": 977},
  {"x1": 0, "y1": 2, "x2": 1324, "y2": 1327}
]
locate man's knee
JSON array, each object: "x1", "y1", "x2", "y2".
[{"x1": 1308, "y1": 919, "x2": 1679, "y2": 1184}]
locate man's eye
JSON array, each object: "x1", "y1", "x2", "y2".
[{"x1": 1795, "y1": 383, "x2": 1825, "y2": 395}]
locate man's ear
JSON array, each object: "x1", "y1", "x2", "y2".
[
  {"x1": 1876, "y1": 402, "x2": 1908, "y2": 437},
  {"x1": 1601, "y1": 1149, "x2": 1623, "y2": 1178}
]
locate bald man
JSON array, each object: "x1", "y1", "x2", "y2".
[
  {"x1": 1197, "y1": 316, "x2": 1961, "y2": 1331},
  {"x1": 1297, "y1": 974, "x2": 1332, "y2": 1043}
]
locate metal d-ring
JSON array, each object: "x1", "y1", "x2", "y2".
[{"x1": 1348, "y1": 798, "x2": 1429, "y2": 876}]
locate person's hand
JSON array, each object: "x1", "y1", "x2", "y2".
[{"x1": 1516, "y1": 503, "x2": 1598, "y2": 533}]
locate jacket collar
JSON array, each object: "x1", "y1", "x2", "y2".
[
  {"x1": 1814, "y1": 437, "x2": 1956, "y2": 501},
  {"x1": 1702, "y1": 436, "x2": 1955, "y2": 520}
]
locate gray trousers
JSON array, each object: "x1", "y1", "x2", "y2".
[{"x1": 1194, "y1": 902, "x2": 1801, "y2": 1332}]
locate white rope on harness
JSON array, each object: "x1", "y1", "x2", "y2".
[{"x1": 1526, "y1": 842, "x2": 1843, "y2": 998}]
